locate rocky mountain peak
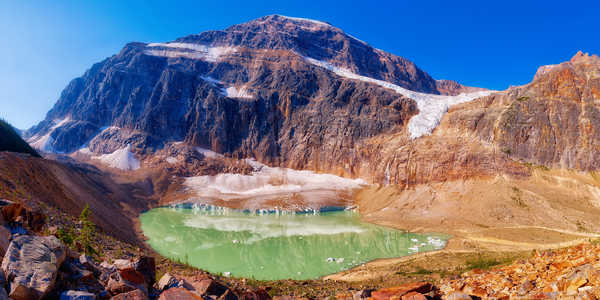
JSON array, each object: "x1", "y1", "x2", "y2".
[
  {"x1": 231, "y1": 14, "x2": 336, "y2": 33},
  {"x1": 570, "y1": 50, "x2": 600, "y2": 64},
  {"x1": 26, "y1": 15, "x2": 484, "y2": 158},
  {"x1": 534, "y1": 51, "x2": 600, "y2": 81}
]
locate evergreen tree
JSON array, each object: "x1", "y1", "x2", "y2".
[{"x1": 77, "y1": 204, "x2": 96, "y2": 256}]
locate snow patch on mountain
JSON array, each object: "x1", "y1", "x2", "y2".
[
  {"x1": 200, "y1": 76, "x2": 253, "y2": 99},
  {"x1": 28, "y1": 117, "x2": 72, "y2": 152},
  {"x1": 224, "y1": 86, "x2": 253, "y2": 99},
  {"x1": 303, "y1": 57, "x2": 494, "y2": 139},
  {"x1": 145, "y1": 43, "x2": 237, "y2": 62},
  {"x1": 93, "y1": 144, "x2": 140, "y2": 171},
  {"x1": 276, "y1": 15, "x2": 331, "y2": 28},
  {"x1": 166, "y1": 157, "x2": 179, "y2": 164},
  {"x1": 184, "y1": 159, "x2": 366, "y2": 202},
  {"x1": 201, "y1": 76, "x2": 223, "y2": 85},
  {"x1": 196, "y1": 147, "x2": 223, "y2": 159}
]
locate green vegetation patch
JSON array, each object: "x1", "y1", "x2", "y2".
[{"x1": 0, "y1": 119, "x2": 40, "y2": 157}]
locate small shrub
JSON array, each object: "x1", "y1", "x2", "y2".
[
  {"x1": 56, "y1": 227, "x2": 75, "y2": 246},
  {"x1": 511, "y1": 187, "x2": 527, "y2": 208}
]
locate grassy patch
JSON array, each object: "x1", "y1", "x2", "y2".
[{"x1": 465, "y1": 257, "x2": 504, "y2": 271}]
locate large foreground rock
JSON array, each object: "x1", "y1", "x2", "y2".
[
  {"x1": 110, "y1": 289, "x2": 148, "y2": 300},
  {"x1": 371, "y1": 282, "x2": 432, "y2": 300},
  {"x1": 1, "y1": 235, "x2": 66, "y2": 300}
]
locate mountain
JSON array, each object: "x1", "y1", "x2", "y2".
[
  {"x1": 0, "y1": 119, "x2": 40, "y2": 157},
  {"x1": 465, "y1": 51, "x2": 600, "y2": 170},
  {"x1": 25, "y1": 15, "x2": 486, "y2": 171},
  {"x1": 22, "y1": 15, "x2": 600, "y2": 234}
]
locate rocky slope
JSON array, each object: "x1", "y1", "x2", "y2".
[{"x1": 0, "y1": 151, "x2": 153, "y2": 242}]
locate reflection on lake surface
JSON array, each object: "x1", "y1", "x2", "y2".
[{"x1": 140, "y1": 204, "x2": 448, "y2": 280}]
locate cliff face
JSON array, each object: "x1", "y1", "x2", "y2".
[
  {"x1": 25, "y1": 15, "x2": 600, "y2": 188},
  {"x1": 451, "y1": 51, "x2": 600, "y2": 170},
  {"x1": 25, "y1": 15, "x2": 477, "y2": 170}
]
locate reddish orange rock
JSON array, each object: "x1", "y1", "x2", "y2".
[
  {"x1": 400, "y1": 292, "x2": 427, "y2": 300},
  {"x1": 158, "y1": 288, "x2": 204, "y2": 300},
  {"x1": 111, "y1": 289, "x2": 148, "y2": 300},
  {"x1": 371, "y1": 282, "x2": 432, "y2": 300},
  {"x1": 119, "y1": 268, "x2": 147, "y2": 285}
]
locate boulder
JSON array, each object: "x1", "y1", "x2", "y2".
[
  {"x1": 60, "y1": 290, "x2": 97, "y2": 300},
  {"x1": 1, "y1": 235, "x2": 66, "y2": 300},
  {"x1": 156, "y1": 273, "x2": 178, "y2": 291},
  {"x1": 1, "y1": 203, "x2": 46, "y2": 232},
  {"x1": 133, "y1": 257, "x2": 155, "y2": 287},
  {"x1": 118, "y1": 268, "x2": 146, "y2": 286},
  {"x1": 218, "y1": 289, "x2": 238, "y2": 300},
  {"x1": 106, "y1": 277, "x2": 137, "y2": 296},
  {"x1": 158, "y1": 287, "x2": 204, "y2": 300},
  {"x1": 401, "y1": 292, "x2": 427, "y2": 300},
  {"x1": 193, "y1": 275, "x2": 228, "y2": 297},
  {"x1": 240, "y1": 288, "x2": 270, "y2": 300},
  {"x1": 371, "y1": 282, "x2": 432, "y2": 300},
  {"x1": 113, "y1": 260, "x2": 133, "y2": 270},
  {"x1": 110, "y1": 289, "x2": 148, "y2": 300},
  {"x1": 108, "y1": 259, "x2": 150, "y2": 295},
  {"x1": 0, "y1": 226, "x2": 10, "y2": 257},
  {"x1": 352, "y1": 289, "x2": 372, "y2": 299},
  {"x1": 80, "y1": 254, "x2": 101, "y2": 274},
  {"x1": 444, "y1": 292, "x2": 472, "y2": 300}
]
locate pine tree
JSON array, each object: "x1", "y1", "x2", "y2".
[{"x1": 77, "y1": 204, "x2": 96, "y2": 256}]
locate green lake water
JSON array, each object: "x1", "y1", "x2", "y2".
[{"x1": 140, "y1": 205, "x2": 448, "y2": 280}]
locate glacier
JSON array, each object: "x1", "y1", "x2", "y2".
[{"x1": 303, "y1": 57, "x2": 494, "y2": 139}]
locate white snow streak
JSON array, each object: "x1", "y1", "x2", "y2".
[
  {"x1": 276, "y1": 15, "x2": 332, "y2": 28},
  {"x1": 93, "y1": 144, "x2": 140, "y2": 171},
  {"x1": 303, "y1": 57, "x2": 494, "y2": 139},
  {"x1": 200, "y1": 76, "x2": 253, "y2": 99},
  {"x1": 28, "y1": 117, "x2": 72, "y2": 152},
  {"x1": 145, "y1": 43, "x2": 237, "y2": 62}
]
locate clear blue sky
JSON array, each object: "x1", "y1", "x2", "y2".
[{"x1": 1, "y1": 0, "x2": 598, "y2": 129}]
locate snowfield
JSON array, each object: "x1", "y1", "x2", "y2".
[
  {"x1": 303, "y1": 57, "x2": 494, "y2": 139},
  {"x1": 184, "y1": 159, "x2": 366, "y2": 204},
  {"x1": 93, "y1": 145, "x2": 140, "y2": 171}
]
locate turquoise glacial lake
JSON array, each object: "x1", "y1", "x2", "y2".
[{"x1": 140, "y1": 205, "x2": 448, "y2": 280}]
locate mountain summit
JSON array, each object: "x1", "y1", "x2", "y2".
[{"x1": 26, "y1": 15, "x2": 487, "y2": 163}]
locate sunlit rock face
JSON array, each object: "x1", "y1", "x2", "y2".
[
  {"x1": 24, "y1": 14, "x2": 483, "y2": 178},
  {"x1": 451, "y1": 52, "x2": 600, "y2": 170}
]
